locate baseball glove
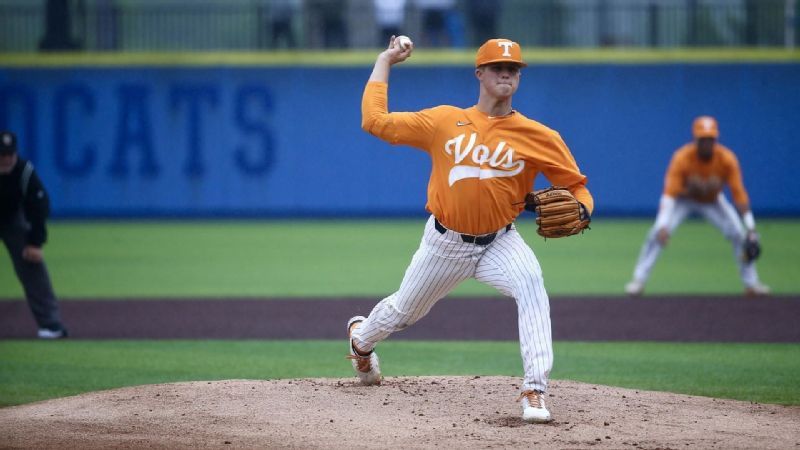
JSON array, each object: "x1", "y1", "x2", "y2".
[
  {"x1": 523, "y1": 186, "x2": 591, "y2": 238},
  {"x1": 742, "y1": 231, "x2": 761, "y2": 263}
]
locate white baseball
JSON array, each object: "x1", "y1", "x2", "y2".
[{"x1": 395, "y1": 35, "x2": 413, "y2": 50}]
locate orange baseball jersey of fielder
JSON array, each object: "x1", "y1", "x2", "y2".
[
  {"x1": 362, "y1": 81, "x2": 593, "y2": 236},
  {"x1": 663, "y1": 142, "x2": 749, "y2": 205}
]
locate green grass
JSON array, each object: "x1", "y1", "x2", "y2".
[
  {"x1": 0, "y1": 219, "x2": 798, "y2": 298},
  {"x1": 1, "y1": 340, "x2": 798, "y2": 407},
  {"x1": 1, "y1": 220, "x2": 797, "y2": 408}
]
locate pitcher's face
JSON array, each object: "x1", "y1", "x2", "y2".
[{"x1": 477, "y1": 63, "x2": 521, "y2": 99}]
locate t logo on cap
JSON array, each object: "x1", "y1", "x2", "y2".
[
  {"x1": 498, "y1": 41, "x2": 513, "y2": 57},
  {"x1": 475, "y1": 38, "x2": 527, "y2": 68}
]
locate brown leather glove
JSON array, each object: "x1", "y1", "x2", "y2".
[{"x1": 524, "y1": 186, "x2": 591, "y2": 238}]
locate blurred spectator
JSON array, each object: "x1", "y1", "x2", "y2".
[
  {"x1": 413, "y1": 0, "x2": 456, "y2": 47},
  {"x1": 0, "y1": 131, "x2": 68, "y2": 339},
  {"x1": 466, "y1": 0, "x2": 502, "y2": 46},
  {"x1": 39, "y1": 0, "x2": 82, "y2": 51},
  {"x1": 95, "y1": 0, "x2": 119, "y2": 50},
  {"x1": 269, "y1": 0, "x2": 300, "y2": 48},
  {"x1": 307, "y1": 0, "x2": 349, "y2": 48},
  {"x1": 374, "y1": 0, "x2": 407, "y2": 46}
]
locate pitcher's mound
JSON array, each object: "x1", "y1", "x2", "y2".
[{"x1": 1, "y1": 376, "x2": 798, "y2": 449}]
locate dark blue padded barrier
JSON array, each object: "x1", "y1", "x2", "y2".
[{"x1": 1, "y1": 63, "x2": 798, "y2": 217}]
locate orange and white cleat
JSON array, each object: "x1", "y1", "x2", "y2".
[
  {"x1": 518, "y1": 390, "x2": 552, "y2": 423},
  {"x1": 624, "y1": 280, "x2": 645, "y2": 297},
  {"x1": 346, "y1": 316, "x2": 381, "y2": 386},
  {"x1": 744, "y1": 283, "x2": 770, "y2": 297}
]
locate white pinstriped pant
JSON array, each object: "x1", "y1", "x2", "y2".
[
  {"x1": 632, "y1": 194, "x2": 761, "y2": 287},
  {"x1": 351, "y1": 215, "x2": 552, "y2": 392}
]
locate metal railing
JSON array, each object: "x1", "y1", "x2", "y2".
[{"x1": 0, "y1": 0, "x2": 797, "y2": 52}]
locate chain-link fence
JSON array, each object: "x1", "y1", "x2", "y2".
[{"x1": 0, "y1": 0, "x2": 797, "y2": 52}]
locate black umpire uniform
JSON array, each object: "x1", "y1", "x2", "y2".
[{"x1": 0, "y1": 131, "x2": 67, "y2": 338}]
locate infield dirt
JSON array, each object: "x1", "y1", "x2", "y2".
[{"x1": 1, "y1": 376, "x2": 798, "y2": 449}]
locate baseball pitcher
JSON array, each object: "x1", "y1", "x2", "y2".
[
  {"x1": 347, "y1": 36, "x2": 593, "y2": 423},
  {"x1": 625, "y1": 116, "x2": 769, "y2": 297}
]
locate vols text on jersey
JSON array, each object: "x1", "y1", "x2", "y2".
[{"x1": 444, "y1": 132, "x2": 524, "y2": 186}]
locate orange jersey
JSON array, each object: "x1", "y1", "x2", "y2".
[
  {"x1": 362, "y1": 81, "x2": 592, "y2": 235},
  {"x1": 663, "y1": 142, "x2": 749, "y2": 205}
]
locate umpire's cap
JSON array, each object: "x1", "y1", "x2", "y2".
[
  {"x1": 475, "y1": 38, "x2": 527, "y2": 68},
  {"x1": 0, "y1": 131, "x2": 17, "y2": 155},
  {"x1": 692, "y1": 116, "x2": 719, "y2": 139}
]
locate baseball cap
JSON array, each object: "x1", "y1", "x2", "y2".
[
  {"x1": 0, "y1": 131, "x2": 17, "y2": 155},
  {"x1": 692, "y1": 116, "x2": 719, "y2": 139},
  {"x1": 475, "y1": 38, "x2": 527, "y2": 68}
]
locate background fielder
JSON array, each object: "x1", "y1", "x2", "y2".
[
  {"x1": 625, "y1": 116, "x2": 769, "y2": 297},
  {"x1": 347, "y1": 36, "x2": 594, "y2": 423}
]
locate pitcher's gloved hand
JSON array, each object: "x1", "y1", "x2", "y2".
[{"x1": 523, "y1": 186, "x2": 591, "y2": 238}]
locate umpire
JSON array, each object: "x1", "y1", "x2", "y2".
[{"x1": 1, "y1": 131, "x2": 68, "y2": 338}]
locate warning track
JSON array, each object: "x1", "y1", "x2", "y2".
[{"x1": 1, "y1": 296, "x2": 798, "y2": 341}]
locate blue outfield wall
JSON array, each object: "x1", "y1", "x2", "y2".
[{"x1": 0, "y1": 63, "x2": 798, "y2": 217}]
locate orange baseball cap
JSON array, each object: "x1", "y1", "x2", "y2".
[
  {"x1": 692, "y1": 116, "x2": 719, "y2": 139},
  {"x1": 475, "y1": 38, "x2": 527, "y2": 68}
]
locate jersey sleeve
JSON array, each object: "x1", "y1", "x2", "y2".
[
  {"x1": 724, "y1": 149, "x2": 750, "y2": 207},
  {"x1": 21, "y1": 165, "x2": 50, "y2": 246},
  {"x1": 569, "y1": 183, "x2": 594, "y2": 216},
  {"x1": 361, "y1": 81, "x2": 437, "y2": 151},
  {"x1": 662, "y1": 150, "x2": 685, "y2": 198},
  {"x1": 540, "y1": 131, "x2": 594, "y2": 214}
]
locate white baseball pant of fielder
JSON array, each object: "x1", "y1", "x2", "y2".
[
  {"x1": 350, "y1": 215, "x2": 553, "y2": 392},
  {"x1": 631, "y1": 193, "x2": 761, "y2": 287}
]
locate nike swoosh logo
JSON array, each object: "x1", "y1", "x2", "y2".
[{"x1": 456, "y1": 121, "x2": 472, "y2": 127}]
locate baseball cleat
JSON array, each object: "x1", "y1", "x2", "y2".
[
  {"x1": 37, "y1": 328, "x2": 68, "y2": 339},
  {"x1": 518, "y1": 390, "x2": 552, "y2": 423},
  {"x1": 624, "y1": 280, "x2": 644, "y2": 297},
  {"x1": 347, "y1": 316, "x2": 381, "y2": 386},
  {"x1": 744, "y1": 283, "x2": 770, "y2": 297}
]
